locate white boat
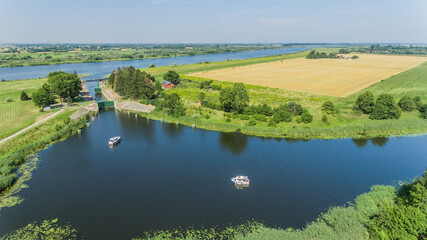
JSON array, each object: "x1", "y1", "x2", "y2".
[
  {"x1": 231, "y1": 176, "x2": 250, "y2": 186},
  {"x1": 108, "y1": 136, "x2": 121, "y2": 146}
]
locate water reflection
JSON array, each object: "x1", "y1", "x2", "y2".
[
  {"x1": 163, "y1": 122, "x2": 184, "y2": 136},
  {"x1": 352, "y1": 138, "x2": 369, "y2": 148},
  {"x1": 219, "y1": 132, "x2": 248, "y2": 155},
  {"x1": 371, "y1": 137, "x2": 389, "y2": 147},
  {"x1": 351, "y1": 137, "x2": 389, "y2": 148}
]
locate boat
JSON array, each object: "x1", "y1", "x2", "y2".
[
  {"x1": 231, "y1": 176, "x2": 250, "y2": 188},
  {"x1": 108, "y1": 136, "x2": 121, "y2": 146}
]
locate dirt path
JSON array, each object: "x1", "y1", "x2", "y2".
[{"x1": 0, "y1": 108, "x2": 65, "y2": 145}]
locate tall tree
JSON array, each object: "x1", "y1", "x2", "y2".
[
  {"x1": 47, "y1": 72, "x2": 82, "y2": 101},
  {"x1": 32, "y1": 83, "x2": 55, "y2": 108},
  {"x1": 163, "y1": 70, "x2": 180, "y2": 85}
]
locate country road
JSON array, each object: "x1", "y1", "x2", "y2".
[{"x1": 0, "y1": 108, "x2": 65, "y2": 145}]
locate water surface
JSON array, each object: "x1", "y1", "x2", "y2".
[{"x1": 0, "y1": 110, "x2": 425, "y2": 239}]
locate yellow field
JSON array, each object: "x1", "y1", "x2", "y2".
[{"x1": 189, "y1": 54, "x2": 427, "y2": 97}]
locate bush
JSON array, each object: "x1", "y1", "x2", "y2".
[
  {"x1": 420, "y1": 104, "x2": 427, "y2": 119},
  {"x1": 20, "y1": 91, "x2": 30, "y2": 101},
  {"x1": 248, "y1": 118, "x2": 257, "y2": 126},
  {"x1": 413, "y1": 96, "x2": 423, "y2": 111},
  {"x1": 355, "y1": 91, "x2": 375, "y2": 114},
  {"x1": 163, "y1": 93, "x2": 185, "y2": 117},
  {"x1": 225, "y1": 118, "x2": 231, "y2": 123},
  {"x1": 219, "y1": 83, "x2": 249, "y2": 113},
  {"x1": 322, "y1": 115, "x2": 329, "y2": 124},
  {"x1": 238, "y1": 114, "x2": 250, "y2": 120},
  {"x1": 370, "y1": 94, "x2": 401, "y2": 120},
  {"x1": 5, "y1": 97, "x2": 13, "y2": 102},
  {"x1": 253, "y1": 114, "x2": 267, "y2": 122},
  {"x1": 321, "y1": 100, "x2": 335, "y2": 114},
  {"x1": 301, "y1": 111, "x2": 313, "y2": 123},
  {"x1": 398, "y1": 96, "x2": 415, "y2": 111},
  {"x1": 212, "y1": 84, "x2": 222, "y2": 91},
  {"x1": 273, "y1": 110, "x2": 292, "y2": 123},
  {"x1": 287, "y1": 102, "x2": 303, "y2": 115}
]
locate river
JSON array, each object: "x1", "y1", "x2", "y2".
[{"x1": 0, "y1": 110, "x2": 426, "y2": 239}]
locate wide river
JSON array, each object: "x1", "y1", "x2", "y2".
[
  {"x1": 0, "y1": 110, "x2": 426, "y2": 239},
  {"x1": 0, "y1": 48, "x2": 426, "y2": 239}
]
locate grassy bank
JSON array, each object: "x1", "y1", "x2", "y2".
[
  {"x1": 135, "y1": 53, "x2": 427, "y2": 140},
  {"x1": 0, "y1": 78, "x2": 59, "y2": 139},
  {"x1": 0, "y1": 109, "x2": 87, "y2": 195}
]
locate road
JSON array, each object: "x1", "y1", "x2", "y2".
[{"x1": 0, "y1": 109, "x2": 65, "y2": 145}]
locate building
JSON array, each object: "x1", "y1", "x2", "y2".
[{"x1": 162, "y1": 80, "x2": 175, "y2": 89}]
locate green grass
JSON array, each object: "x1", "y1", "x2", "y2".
[
  {"x1": 0, "y1": 78, "x2": 59, "y2": 139},
  {"x1": 136, "y1": 51, "x2": 427, "y2": 139}
]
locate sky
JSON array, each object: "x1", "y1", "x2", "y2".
[{"x1": 0, "y1": 0, "x2": 426, "y2": 44}]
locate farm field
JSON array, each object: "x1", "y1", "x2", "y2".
[
  {"x1": 189, "y1": 54, "x2": 427, "y2": 97},
  {"x1": 0, "y1": 78, "x2": 53, "y2": 139}
]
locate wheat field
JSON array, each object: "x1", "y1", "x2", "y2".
[{"x1": 189, "y1": 54, "x2": 427, "y2": 97}]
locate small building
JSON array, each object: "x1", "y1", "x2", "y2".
[{"x1": 162, "y1": 80, "x2": 175, "y2": 89}]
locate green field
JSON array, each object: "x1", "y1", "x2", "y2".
[
  {"x1": 138, "y1": 53, "x2": 427, "y2": 139},
  {"x1": 0, "y1": 78, "x2": 57, "y2": 139}
]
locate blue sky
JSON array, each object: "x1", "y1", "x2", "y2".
[{"x1": 0, "y1": 0, "x2": 426, "y2": 43}]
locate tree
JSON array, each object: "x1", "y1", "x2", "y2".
[
  {"x1": 321, "y1": 100, "x2": 335, "y2": 114},
  {"x1": 273, "y1": 110, "x2": 292, "y2": 123},
  {"x1": 163, "y1": 70, "x2": 180, "y2": 85},
  {"x1": 47, "y1": 72, "x2": 82, "y2": 101},
  {"x1": 113, "y1": 67, "x2": 155, "y2": 99},
  {"x1": 149, "y1": 64, "x2": 155, "y2": 68},
  {"x1": 32, "y1": 83, "x2": 55, "y2": 108},
  {"x1": 164, "y1": 93, "x2": 185, "y2": 117},
  {"x1": 107, "y1": 71, "x2": 115, "y2": 85},
  {"x1": 287, "y1": 102, "x2": 303, "y2": 115},
  {"x1": 398, "y1": 96, "x2": 415, "y2": 112},
  {"x1": 370, "y1": 94, "x2": 401, "y2": 120},
  {"x1": 219, "y1": 87, "x2": 235, "y2": 112},
  {"x1": 154, "y1": 81, "x2": 163, "y2": 95},
  {"x1": 20, "y1": 91, "x2": 30, "y2": 101},
  {"x1": 219, "y1": 83, "x2": 249, "y2": 113},
  {"x1": 233, "y1": 83, "x2": 249, "y2": 113},
  {"x1": 355, "y1": 91, "x2": 375, "y2": 114},
  {"x1": 301, "y1": 111, "x2": 313, "y2": 123}
]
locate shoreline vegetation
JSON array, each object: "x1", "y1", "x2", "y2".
[
  {"x1": 0, "y1": 43, "x2": 307, "y2": 69},
  {"x1": 2, "y1": 170, "x2": 426, "y2": 239},
  {"x1": 0, "y1": 109, "x2": 88, "y2": 195},
  {"x1": 102, "y1": 49, "x2": 427, "y2": 140}
]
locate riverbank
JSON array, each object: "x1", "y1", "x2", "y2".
[
  {"x1": 127, "y1": 53, "x2": 427, "y2": 140},
  {"x1": 0, "y1": 45, "x2": 291, "y2": 69},
  {"x1": 0, "y1": 109, "x2": 88, "y2": 194}
]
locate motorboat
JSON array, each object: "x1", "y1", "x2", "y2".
[
  {"x1": 231, "y1": 176, "x2": 250, "y2": 188},
  {"x1": 108, "y1": 136, "x2": 121, "y2": 146}
]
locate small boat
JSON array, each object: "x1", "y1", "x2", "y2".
[
  {"x1": 231, "y1": 176, "x2": 250, "y2": 188},
  {"x1": 108, "y1": 136, "x2": 121, "y2": 146}
]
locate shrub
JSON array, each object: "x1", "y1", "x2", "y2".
[
  {"x1": 267, "y1": 118, "x2": 276, "y2": 127},
  {"x1": 420, "y1": 104, "x2": 427, "y2": 119},
  {"x1": 248, "y1": 118, "x2": 257, "y2": 126},
  {"x1": 219, "y1": 83, "x2": 249, "y2": 113},
  {"x1": 295, "y1": 116, "x2": 302, "y2": 123},
  {"x1": 398, "y1": 96, "x2": 415, "y2": 111},
  {"x1": 322, "y1": 115, "x2": 329, "y2": 124},
  {"x1": 212, "y1": 84, "x2": 222, "y2": 91},
  {"x1": 149, "y1": 63, "x2": 155, "y2": 68},
  {"x1": 321, "y1": 100, "x2": 335, "y2": 114},
  {"x1": 20, "y1": 91, "x2": 30, "y2": 101},
  {"x1": 163, "y1": 93, "x2": 185, "y2": 117},
  {"x1": 5, "y1": 97, "x2": 13, "y2": 102},
  {"x1": 225, "y1": 118, "x2": 231, "y2": 123},
  {"x1": 370, "y1": 94, "x2": 401, "y2": 120},
  {"x1": 355, "y1": 91, "x2": 375, "y2": 114},
  {"x1": 273, "y1": 110, "x2": 292, "y2": 123},
  {"x1": 301, "y1": 111, "x2": 313, "y2": 123},
  {"x1": 253, "y1": 114, "x2": 267, "y2": 122},
  {"x1": 238, "y1": 115, "x2": 250, "y2": 120},
  {"x1": 287, "y1": 102, "x2": 303, "y2": 115},
  {"x1": 413, "y1": 96, "x2": 423, "y2": 111}
]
